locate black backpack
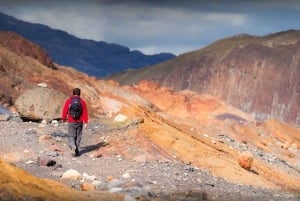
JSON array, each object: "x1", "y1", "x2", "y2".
[{"x1": 68, "y1": 97, "x2": 82, "y2": 120}]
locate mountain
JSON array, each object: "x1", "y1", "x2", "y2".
[
  {"x1": 107, "y1": 30, "x2": 300, "y2": 127},
  {"x1": 0, "y1": 12, "x2": 175, "y2": 77},
  {"x1": 0, "y1": 30, "x2": 299, "y2": 200}
]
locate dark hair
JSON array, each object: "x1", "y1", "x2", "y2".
[{"x1": 73, "y1": 88, "x2": 81, "y2": 96}]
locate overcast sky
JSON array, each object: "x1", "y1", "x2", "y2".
[{"x1": 0, "y1": 0, "x2": 300, "y2": 55}]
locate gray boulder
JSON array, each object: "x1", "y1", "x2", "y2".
[{"x1": 15, "y1": 87, "x2": 67, "y2": 121}]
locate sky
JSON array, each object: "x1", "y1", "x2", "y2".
[{"x1": 0, "y1": 0, "x2": 300, "y2": 55}]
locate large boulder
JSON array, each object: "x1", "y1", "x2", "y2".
[{"x1": 15, "y1": 87, "x2": 67, "y2": 121}]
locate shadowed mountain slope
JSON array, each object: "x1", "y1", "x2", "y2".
[
  {"x1": 108, "y1": 30, "x2": 300, "y2": 127},
  {"x1": 0, "y1": 12, "x2": 175, "y2": 77}
]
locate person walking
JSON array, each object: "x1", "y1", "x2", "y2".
[{"x1": 62, "y1": 88, "x2": 88, "y2": 157}]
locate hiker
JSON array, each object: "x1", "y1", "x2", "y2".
[{"x1": 62, "y1": 88, "x2": 88, "y2": 157}]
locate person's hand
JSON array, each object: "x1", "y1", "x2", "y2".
[{"x1": 84, "y1": 123, "x2": 88, "y2": 130}]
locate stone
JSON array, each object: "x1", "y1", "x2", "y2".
[
  {"x1": 39, "y1": 135, "x2": 51, "y2": 143},
  {"x1": 37, "y1": 83, "x2": 48, "y2": 88},
  {"x1": 114, "y1": 113, "x2": 128, "y2": 122},
  {"x1": 109, "y1": 187, "x2": 123, "y2": 193},
  {"x1": 133, "y1": 154, "x2": 147, "y2": 163},
  {"x1": 82, "y1": 172, "x2": 96, "y2": 182},
  {"x1": 37, "y1": 157, "x2": 56, "y2": 167},
  {"x1": 237, "y1": 151, "x2": 253, "y2": 171},
  {"x1": 108, "y1": 179, "x2": 125, "y2": 188},
  {"x1": 123, "y1": 195, "x2": 136, "y2": 201},
  {"x1": 80, "y1": 182, "x2": 96, "y2": 191},
  {"x1": 89, "y1": 150, "x2": 103, "y2": 158},
  {"x1": 15, "y1": 87, "x2": 67, "y2": 121},
  {"x1": 61, "y1": 169, "x2": 81, "y2": 180},
  {"x1": 0, "y1": 114, "x2": 9, "y2": 121},
  {"x1": 122, "y1": 172, "x2": 130, "y2": 179}
]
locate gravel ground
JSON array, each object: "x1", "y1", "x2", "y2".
[{"x1": 0, "y1": 119, "x2": 299, "y2": 201}]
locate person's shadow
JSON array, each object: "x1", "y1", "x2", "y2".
[{"x1": 80, "y1": 142, "x2": 106, "y2": 155}]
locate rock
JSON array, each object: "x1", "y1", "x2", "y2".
[
  {"x1": 122, "y1": 172, "x2": 130, "y2": 179},
  {"x1": 89, "y1": 150, "x2": 103, "y2": 158},
  {"x1": 37, "y1": 83, "x2": 48, "y2": 88},
  {"x1": 80, "y1": 182, "x2": 96, "y2": 191},
  {"x1": 237, "y1": 151, "x2": 254, "y2": 170},
  {"x1": 39, "y1": 135, "x2": 51, "y2": 143},
  {"x1": 37, "y1": 157, "x2": 56, "y2": 166},
  {"x1": 108, "y1": 179, "x2": 125, "y2": 188},
  {"x1": 61, "y1": 169, "x2": 81, "y2": 180},
  {"x1": 38, "y1": 120, "x2": 48, "y2": 127},
  {"x1": 109, "y1": 187, "x2": 123, "y2": 193},
  {"x1": 106, "y1": 175, "x2": 115, "y2": 182},
  {"x1": 82, "y1": 172, "x2": 96, "y2": 182},
  {"x1": 123, "y1": 194, "x2": 136, "y2": 201},
  {"x1": 15, "y1": 87, "x2": 67, "y2": 121},
  {"x1": 25, "y1": 160, "x2": 34, "y2": 164},
  {"x1": 92, "y1": 180, "x2": 102, "y2": 186},
  {"x1": 133, "y1": 154, "x2": 147, "y2": 164},
  {"x1": 114, "y1": 113, "x2": 128, "y2": 122},
  {"x1": 51, "y1": 120, "x2": 59, "y2": 126},
  {"x1": 0, "y1": 114, "x2": 9, "y2": 121}
]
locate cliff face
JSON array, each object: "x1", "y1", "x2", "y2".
[{"x1": 109, "y1": 30, "x2": 300, "y2": 126}]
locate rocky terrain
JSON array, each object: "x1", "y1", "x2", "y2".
[
  {"x1": 0, "y1": 31, "x2": 299, "y2": 201},
  {"x1": 108, "y1": 30, "x2": 300, "y2": 127},
  {"x1": 0, "y1": 116, "x2": 299, "y2": 201}
]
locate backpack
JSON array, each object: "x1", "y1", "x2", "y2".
[{"x1": 68, "y1": 97, "x2": 82, "y2": 120}]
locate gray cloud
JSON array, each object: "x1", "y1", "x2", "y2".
[{"x1": 0, "y1": 0, "x2": 299, "y2": 55}]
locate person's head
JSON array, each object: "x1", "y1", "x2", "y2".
[{"x1": 73, "y1": 88, "x2": 81, "y2": 96}]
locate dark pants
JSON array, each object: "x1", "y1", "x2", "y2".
[{"x1": 68, "y1": 122, "x2": 83, "y2": 151}]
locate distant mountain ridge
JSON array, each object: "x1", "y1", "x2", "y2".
[
  {"x1": 0, "y1": 12, "x2": 175, "y2": 77},
  {"x1": 108, "y1": 30, "x2": 300, "y2": 126}
]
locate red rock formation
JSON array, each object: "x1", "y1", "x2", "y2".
[
  {"x1": 110, "y1": 30, "x2": 300, "y2": 127},
  {"x1": 0, "y1": 31, "x2": 56, "y2": 68}
]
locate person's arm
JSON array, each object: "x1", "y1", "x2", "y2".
[
  {"x1": 81, "y1": 100, "x2": 89, "y2": 129},
  {"x1": 61, "y1": 99, "x2": 70, "y2": 122}
]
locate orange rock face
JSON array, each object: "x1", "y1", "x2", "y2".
[{"x1": 111, "y1": 31, "x2": 300, "y2": 127}]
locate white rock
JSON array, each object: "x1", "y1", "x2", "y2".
[
  {"x1": 25, "y1": 160, "x2": 34, "y2": 164},
  {"x1": 82, "y1": 172, "x2": 96, "y2": 182},
  {"x1": 61, "y1": 169, "x2": 81, "y2": 180},
  {"x1": 51, "y1": 120, "x2": 59, "y2": 126},
  {"x1": 92, "y1": 180, "x2": 102, "y2": 186},
  {"x1": 109, "y1": 187, "x2": 123, "y2": 193},
  {"x1": 114, "y1": 113, "x2": 128, "y2": 122},
  {"x1": 37, "y1": 83, "x2": 48, "y2": 88},
  {"x1": 124, "y1": 194, "x2": 136, "y2": 201},
  {"x1": 122, "y1": 172, "x2": 130, "y2": 179}
]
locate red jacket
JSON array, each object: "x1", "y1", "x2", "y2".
[{"x1": 62, "y1": 95, "x2": 88, "y2": 123}]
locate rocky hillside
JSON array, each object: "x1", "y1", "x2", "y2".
[
  {"x1": 0, "y1": 31, "x2": 299, "y2": 200},
  {"x1": 108, "y1": 30, "x2": 300, "y2": 127},
  {"x1": 0, "y1": 12, "x2": 175, "y2": 77}
]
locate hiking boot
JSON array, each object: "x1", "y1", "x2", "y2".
[{"x1": 75, "y1": 149, "x2": 80, "y2": 157}]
